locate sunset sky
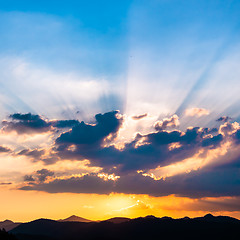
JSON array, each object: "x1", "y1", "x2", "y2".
[{"x1": 1, "y1": 0, "x2": 240, "y2": 222}]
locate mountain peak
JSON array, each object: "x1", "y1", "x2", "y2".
[
  {"x1": 2, "y1": 220, "x2": 13, "y2": 224},
  {"x1": 60, "y1": 215, "x2": 92, "y2": 223},
  {"x1": 145, "y1": 215, "x2": 157, "y2": 219},
  {"x1": 104, "y1": 217, "x2": 130, "y2": 224},
  {"x1": 204, "y1": 213, "x2": 214, "y2": 219}
]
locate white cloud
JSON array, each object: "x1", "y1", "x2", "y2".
[{"x1": 0, "y1": 57, "x2": 113, "y2": 119}]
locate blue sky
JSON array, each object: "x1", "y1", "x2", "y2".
[
  {"x1": 0, "y1": 0, "x2": 130, "y2": 71},
  {"x1": 0, "y1": 0, "x2": 240, "y2": 122}
]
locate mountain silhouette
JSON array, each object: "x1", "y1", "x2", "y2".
[
  {"x1": 0, "y1": 220, "x2": 21, "y2": 232},
  {"x1": 59, "y1": 215, "x2": 92, "y2": 223},
  {"x1": 194, "y1": 213, "x2": 239, "y2": 223},
  {"x1": 10, "y1": 214, "x2": 240, "y2": 240},
  {"x1": 103, "y1": 217, "x2": 130, "y2": 224}
]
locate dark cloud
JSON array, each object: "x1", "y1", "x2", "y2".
[
  {"x1": 23, "y1": 169, "x2": 55, "y2": 184},
  {"x1": 0, "y1": 146, "x2": 11, "y2": 153},
  {"x1": 10, "y1": 113, "x2": 41, "y2": 121},
  {"x1": 0, "y1": 182, "x2": 12, "y2": 185},
  {"x1": 18, "y1": 149, "x2": 45, "y2": 159},
  {"x1": 51, "y1": 120, "x2": 79, "y2": 128},
  {"x1": 23, "y1": 175, "x2": 35, "y2": 182},
  {"x1": 232, "y1": 129, "x2": 240, "y2": 144},
  {"x1": 171, "y1": 167, "x2": 240, "y2": 198},
  {"x1": 36, "y1": 169, "x2": 54, "y2": 182},
  {"x1": 217, "y1": 116, "x2": 232, "y2": 122},
  {"x1": 202, "y1": 134, "x2": 223, "y2": 148},
  {"x1": 2, "y1": 113, "x2": 80, "y2": 134},
  {"x1": 131, "y1": 113, "x2": 148, "y2": 120},
  {"x1": 6, "y1": 111, "x2": 225, "y2": 175},
  {"x1": 54, "y1": 125, "x2": 222, "y2": 174},
  {"x1": 19, "y1": 162, "x2": 240, "y2": 198},
  {"x1": 20, "y1": 174, "x2": 113, "y2": 194},
  {"x1": 187, "y1": 197, "x2": 240, "y2": 212},
  {"x1": 147, "y1": 130, "x2": 182, "y2": 145},
  {"x1": 2, "y1": 113, "x2": 51, "y2": 134},
  {"x1": 17, "y1": 148, "x2": 59, "y2": 165},
  {"x1": 56, "y1": 111, "x2": 122, "y2": 146}
]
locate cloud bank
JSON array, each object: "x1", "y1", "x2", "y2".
[{"x1": 1, "y1": 110, "x2": 240, "y2": 199}]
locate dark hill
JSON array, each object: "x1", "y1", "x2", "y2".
[
  {"x1": 103, "y1": 217, "x2": 130, "y2": 224},
  {"x1": 0, "y1": 220, "x2": 21, "y2": 231},
  {"x1": 194, "y1": 213, "x2": 239, "y2": 223},
  {"x1": 0, "y1": 228, "x2": 17, "y2": 240},
  {"x1": 10, "y1": 214, "x2": 240, "y2": 240}
]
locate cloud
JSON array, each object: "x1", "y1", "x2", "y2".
[
  {"x1": 20, "y1": 161, "x2": 240, "y2": 198},
  {"x1": 131, "y1": 113, "x2": 148, "y2": 120},
  {"x1": 54, "y1": 125, "x2": 223, "y2": 174},
  {"x1": 56, "y1": 110, "x2": 123, "y2": 146},
  {"x1": 51, "y1": 120, "x2": 79, "y2": 128},
  {"x1": 5, "y1": 112, "x2": 226, "y2": 178},
  {"x1": 17, "y1": 149, "x2": 46, "y2": 160},
  {"x1": 4, "y1": 110, "x2": 239, "y2": 198},
  {"x1": 154, "y1": 115, "x2": 179, "y2": 131},
  {"x1": 0, "y1": 146, "x2": 11, "y2": 153},
  {"x1": 23, "y1": 169, "x2": 55, "y2": 183},
  {"x1": 201, "y1": 134, "x2": 223, "y2": 147},
  {"x1": 2, "y1": 113, "x2": 51, "y2": 134},
  {"x1": 185, "y1": 108, "x2": 209, "y2": 117},
  {"x1": 186, "y1": 197, "x2": 240, "y2": 212},
  {"x1": 219, "y1": 122, "x2": 239, "y2": 136},
  {"x1": 20, "y1": 173, "x2": 113, "y2": 194},
  {"x1": 23, "y1": 175, "x2": 35, "y2": 182},
  {"x1": 17, "y1": 148, "x2": 59, "y2": 165},
  {"x1": 217, "y1": 116, "x2": 232, "y2": 122},
  {"x1": 36, "y1": 169, "x2": 54, "y2": 182},
  {"x1": 2, "y1": 113, "x2": 80, "y2": 134},
  {"x1": 233, "y1": 129, "x2": 240, "y2": 144},
  {"x1": 0, "y1": 182, "x2": 12, "y2": 185}
]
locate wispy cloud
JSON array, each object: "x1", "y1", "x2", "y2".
[{"x1": 185, "y1": 108, "x2": 210, "y2": 117}]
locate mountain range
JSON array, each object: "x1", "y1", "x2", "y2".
[{"x1": 0, "y1": 214, "x2": 239, "y2": 240}]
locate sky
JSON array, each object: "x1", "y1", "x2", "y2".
[{"x1": 1, "y1": 0, "x2": 240, "y2": 222}]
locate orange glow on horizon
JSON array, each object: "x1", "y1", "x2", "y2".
[{"x1": 1, "y1": 187, "x2": 240, "y2": 222}]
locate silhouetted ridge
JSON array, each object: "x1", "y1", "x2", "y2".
[
  {"x1": 180, "y1": 216, "x2": 191, "y2": 220},
  {"x1": 145, "y1": 215, "x2": 157, "y2": 219},
  {"x1": 160, "y1": 216, "x2": 173, "y2": 220},
  {"x1": 10, "y1": 214, "x2": 240, "y2": 240},
  {"x1": 104, "y1": 217, "x2": 130, "y2": 223},
  {"x1": 194, "y1": 213, "x2": 239, "y2": 223}
]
